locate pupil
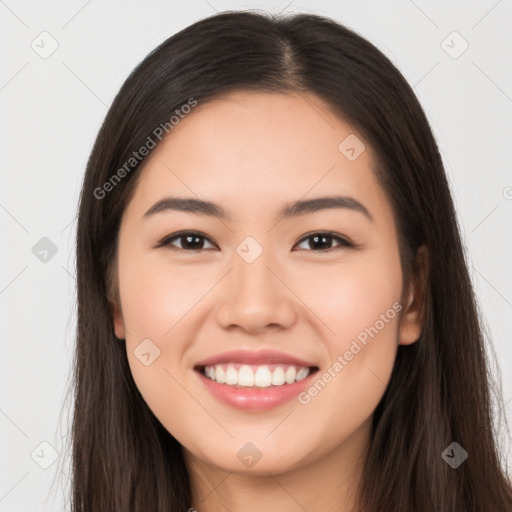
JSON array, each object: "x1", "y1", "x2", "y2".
[
  {"x1": 180, "y1": 234, "x2": 334, "y2": 250},
  {"x1": 312, "y1": 234, "x2": 331, "y2": 249},
  {"x1": 185, "y1": 235, "x2": 202, "y2": 249}
]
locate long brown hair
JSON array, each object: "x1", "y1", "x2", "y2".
[{"x1": 68, "y1": 10, "x2": 512, "y2": 511}]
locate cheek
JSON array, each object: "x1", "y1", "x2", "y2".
[
  {"x1": 117, "y1": 251, "x2": 194, "y2": 388},
  {"x1": 295, "y1": 249, "x2": 402, "y2": 343},
  {"x1": 292, "y1": 250, "x2": 402, "y2": 421},
  {"x1": 118, "y1": 258, "x2": 206, "y2": 444},
  {"x1": 119, "y1": 253, "x2": 206, "y2": 338}
]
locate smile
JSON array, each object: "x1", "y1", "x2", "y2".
[
  {"x1": 201, "y1": 363, "x2": 314, "y2": 388},
  {"x1": 195, "y1": 364, "x2": 319, "y2": 411}
]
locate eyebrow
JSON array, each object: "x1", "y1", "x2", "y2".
[{"x1": 143, "y1": 195, "x2": 374, "y2": 222}]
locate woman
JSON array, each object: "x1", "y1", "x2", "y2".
[{"x1": 70, "y1": 10, "x2": 512, "y2": 511}]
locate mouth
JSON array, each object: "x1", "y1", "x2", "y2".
[
  {"x1": 193, "y1": 349, "x2": 320, "y2": 410},
  {"x1": 193, "y1": 351, "x2": 320, "y2": 411},
  {"x1": 195, "y1": 363, "x2": 320, "y2": 389}
]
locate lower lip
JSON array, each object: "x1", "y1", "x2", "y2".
[{"x1": 196, "y1": 369, "x2": 317, "y2": 411}]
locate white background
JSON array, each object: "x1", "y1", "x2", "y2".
[{"x1": 1, "y1": 1, "x2": 511, "y2": 510}]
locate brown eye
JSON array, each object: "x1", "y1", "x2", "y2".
[
  {"x1": 155, "y1": 231, "x2": 354, "y2": 252},
  {"x1": 293, "y1": 232, "x2": 353, "y2": 252},
  {"x1": 157, "y1": 231, "x2": 217, "y2": 251}
]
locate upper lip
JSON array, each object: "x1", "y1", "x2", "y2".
[{"x1": 194, "y1": 349, "x2": 318, "y2": 369}]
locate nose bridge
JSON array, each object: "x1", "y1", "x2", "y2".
[
  {"x1": 232, "y1": 236, "x2": 278, "y2": 299},
  {"x1": 215, "y1": 235, "x2": 296, "y2": 331}
]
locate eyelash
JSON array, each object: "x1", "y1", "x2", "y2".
[{"x1": 154, "y1": 230, "x2": 355, "y2": 252}]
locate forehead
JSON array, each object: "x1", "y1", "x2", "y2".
[{"x1": 124, "y1": 90, "x2": 390, "y2": 224}]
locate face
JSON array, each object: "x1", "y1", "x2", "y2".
[{"x1": 111, "y1": 90, "x2": 422, "y2": 476}]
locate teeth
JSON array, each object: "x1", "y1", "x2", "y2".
[
  {"x1": 285, "y1": 366, "x2": 297, "y2": 384},
  {"x1": 254, "y1": 366, "x2": 272, "y2": 387},
  {"x1": 225, "y1": 366, "x2": 238, "y2": 385},
  {"x1": 203, "y1": 364, "x2": 312, "y2": 388},
  {"x1": 239, "y1": 365, "x2": 255, "y2": 386},
  {"x1": 215, "y1": 366, "x2": 225, "y2": 384},
  {"x1": 296, "y1": 367, "x2": 309, "y2": 381},
  {"x1": 271, "y1": 366, "x2": 286, "y2": 386}
]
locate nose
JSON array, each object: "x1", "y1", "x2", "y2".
[{"x1": 215, "y1": 248, "x2": 297, "y2": 334}]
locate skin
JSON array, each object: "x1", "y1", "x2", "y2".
[{"x1": 111, "y1": 90, "x2": 425, "y2": 512}]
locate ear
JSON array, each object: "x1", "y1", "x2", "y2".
[
  {"x1": 112, "y1": 304, "x2": 126, "y2": 340},
  {"x1": 106, "y1": 261, "x2": 125, "y2": 340},
  {"x1": 398, "y1": 244, "x2": 429, "y2": 346}
]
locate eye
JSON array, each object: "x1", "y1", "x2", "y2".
[
  {"x1": 292, "y1": 232, "x2": 354, "y2": 252},
  {"x1": 155, "y1": 230, "x2": 354, "y2": 252},
  {"x1": 155, "y1": 231, "x2": 217, "y2": 251}
]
